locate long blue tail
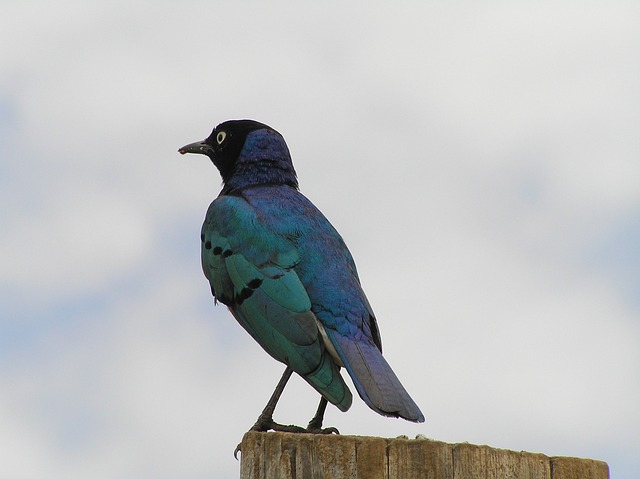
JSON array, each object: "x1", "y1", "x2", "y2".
[{"x1": 331, "y1": 333, "x2": 424, "y2": 422}]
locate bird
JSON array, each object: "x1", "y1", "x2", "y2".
[{"x1": 179, "y1": 119, "x2": 424, "y2": 438}]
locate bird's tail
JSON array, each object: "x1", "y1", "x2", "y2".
[{"x1": 332, "y1": 334, "x2": 425, "y2": 422}]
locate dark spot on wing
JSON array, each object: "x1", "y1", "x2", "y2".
[
  {"x1": 204, "y1": 240, "x2": 212, "y2": 249},
  {"x1": 235, "y1": 287, "x2": 254, "y2": 305},
  {"x1": 231, "y1": 278, "x2": 263, "y2": 306},
  {"x1": 213, "y1": 246, "x2": 223, "y2": 255},
  {"x1": 222, "y1": 249, "x2": 233, "y2": 257}
]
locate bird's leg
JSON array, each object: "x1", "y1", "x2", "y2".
[
  {"x1": 305, "y1": 397, "x2": 339, "y2": 434},
  {"x1": 247, "y1": 366, "x2": 306, "y2": 433},
  {"x1": 234, "y1": 366, "x2": 306, "y2": 459}
]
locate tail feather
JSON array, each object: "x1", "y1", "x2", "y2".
[{"x1": 333, "y1": 334, "x2": 424, "y2": 422}]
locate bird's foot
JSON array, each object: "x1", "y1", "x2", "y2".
[
  {"x1": 305, "y1": 415, "x2": 339, "y2": 435},
  {"x1": 233, "y1": 415, "x2": 339, "y2": 459},
  {"x1": 249, "y1": 411, "x2": 308, "y2": 433},
  {"x1": 233, "y1": 414, "x2": 306, "y2": 459},
  {"x1": 304, "y1": 397, "x2": 339, "y2": 435},
  {"x1": 254, "y1": 415, "x2": 339, "y2": 435}
]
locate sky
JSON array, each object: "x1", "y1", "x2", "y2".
[{"x1": 1, "y1": 1, "x2": 639, "y2": 477}]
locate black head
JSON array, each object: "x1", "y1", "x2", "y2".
[{"x1": 179, "y1": 119, "x2": 298, "y2": 192}]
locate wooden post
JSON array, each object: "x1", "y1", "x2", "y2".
[{"x1": 239, "y1": 432, "x2": 609, "y2": 479}]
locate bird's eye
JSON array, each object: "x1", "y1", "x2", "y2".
[{"x1": 216, "y1": 131, "x2": 227, "y2": 145}]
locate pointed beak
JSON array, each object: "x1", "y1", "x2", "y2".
[{"x1": 178, "y1": 140, "x2": 214, "y2": 156}]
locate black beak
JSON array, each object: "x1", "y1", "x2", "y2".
[{"x1": 178, "y1": 140, "x2": 214, "y2": 156}]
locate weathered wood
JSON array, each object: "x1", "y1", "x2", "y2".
[
  {"x1": 550, "y1": 456, "x2": 610, "y2": 479},
  {"x1": 388, "y1": 436, "x2": 453, "y2": 478},
  {"x1": 239, "y1": 432, "x2": 609, "y2": 479},
  {"x1": 453, "y1": 442, "x2": 551, "y2": 479}
]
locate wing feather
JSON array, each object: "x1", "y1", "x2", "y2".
[{"x1": 201, "y1": 195, "x2": 352, "y2": 411}]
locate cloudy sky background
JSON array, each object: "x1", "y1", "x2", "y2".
[{"x1": 1, "y1": 2, "x2": 639, "y2": 477}]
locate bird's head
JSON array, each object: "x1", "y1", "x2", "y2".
[{"x1": 179, "y1": 119, "x2": 298, "y2": 192}]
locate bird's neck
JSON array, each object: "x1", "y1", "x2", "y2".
[{"x1": 222, "y1": 130, "x2": 299, "y2": 192}]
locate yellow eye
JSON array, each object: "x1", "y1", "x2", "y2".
[{"x1": 216, "y1": 131, "x2": 227, "y2": 145}]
